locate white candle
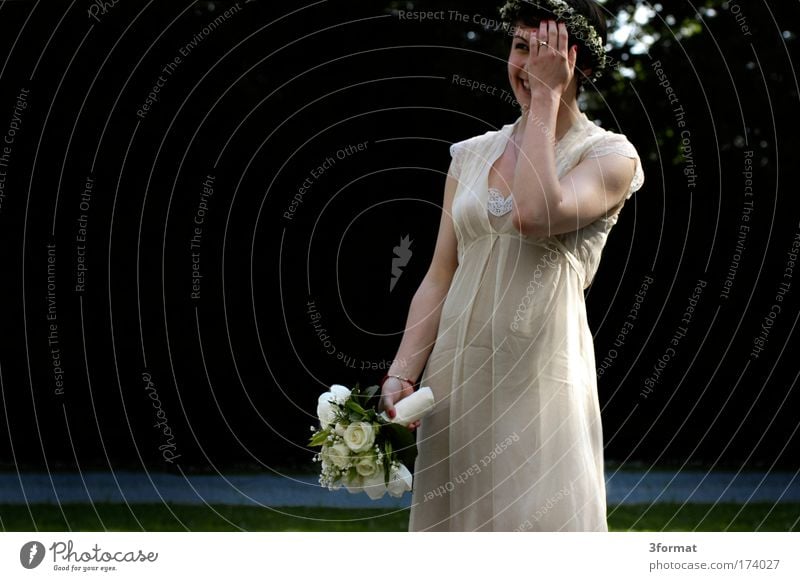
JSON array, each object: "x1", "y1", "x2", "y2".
[{"x1": 379, "y1": 386, "x2": 435, "y2": 426}]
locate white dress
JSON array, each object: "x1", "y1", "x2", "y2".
[{"x1": 408, "y1": 111, "x2": 645, "y2": 531}]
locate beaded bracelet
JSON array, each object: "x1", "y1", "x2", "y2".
[{"x1": 380, "y1": 373, "x2": 417, "y2": 390}]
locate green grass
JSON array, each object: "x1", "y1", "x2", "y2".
[
  {"x1": 0, "y1": 504, "x2": 408, "y2": 532},
  {"x1": 608, "y1": 503, "x2": 800, "y2": 531},
  {"x1": 1, "y1": 503, "x2": 798, "y2": 531}
]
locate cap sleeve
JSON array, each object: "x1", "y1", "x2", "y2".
[
  {"x1": 583, "y1": 133, "x2": 645, "y2": 199},
  {"x1": 449, "y1": 141, "x2": 466, "y2": 180}
]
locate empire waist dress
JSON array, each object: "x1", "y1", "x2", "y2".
[{"x1": 407, "y1": 111, "x2": 645, "y2": 532}]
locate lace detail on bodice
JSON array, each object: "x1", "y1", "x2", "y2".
[
  {"x1": 487, "y1": 187, "x2": 513, "y2": 217},
  {"x1": 483, "y1": 114, "x2": 588, "y2": 221}
]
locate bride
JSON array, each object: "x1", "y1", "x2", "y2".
[{"x1": 379, "y1": 0, "x2": 645, "y2": 531}]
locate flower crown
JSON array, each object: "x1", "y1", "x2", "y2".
[{"x1": 498, "y1": 0, "x2": 608, "y2": 80}]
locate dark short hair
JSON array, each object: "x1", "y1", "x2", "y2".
[{"x1": 499, "y1": 0, "x2": 608, "y2": 97}]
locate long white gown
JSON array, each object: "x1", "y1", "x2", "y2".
[{"x1": 408, "y1": 111, "x2": 645, "y2": 531}]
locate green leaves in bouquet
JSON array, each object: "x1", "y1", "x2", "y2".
[
  {"x1": 308, "y1": 427, "x2": 331, "y2": 447},
  {"x1": 345, "y1": 382, "x2": 381, "y2": 422},
  {"x1": 381, "y1": 421, "x2": 417, "y2": 469},
  {"x1": 383, "y1": 439, "x2": 392, "y2": 485},
  {"x1": 350, "y1": 382, "x2": 381, "y2": 407}
]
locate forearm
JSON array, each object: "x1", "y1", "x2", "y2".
[
  {"x1": 512, "y1": 90, "x2": 565, "y2": 236},
  {"x1": 388, "y1": 274, "x2": 452, "y2": 382}
]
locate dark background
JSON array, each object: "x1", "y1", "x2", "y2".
[{"x1": 0, "y1": 0, "x2": 797, "y2": 475}]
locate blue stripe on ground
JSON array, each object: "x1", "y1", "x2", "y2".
[{"x1": 0, "y1": 469, "x2": 798, "y2": 508}]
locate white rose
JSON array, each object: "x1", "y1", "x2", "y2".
[
  {"x1": 316, "y1": 392, "x2": 338, "y2": 428},
  {"x1": 344, "y1": 474, "x2": 363, "y2": 494},
  {"x1": 355, "y1": 453, "x2": 379, "y2": 477},
  {"x1": 316, "y1": 384, "x2": 352, "y2": 428},
  {"x1": 343, "y1": 421, "x2": 375, "y2": 453},
  {"x1": 387, "y1": 462, "x2": 413, "y2": 498},
  {"x1": 329, "y1": 384, "x2": 351, "y2": 404},
  {"x1": 361, "y1": 471, "x2": 388, "y2": 500},
  {"x1": 328, "y1": 442, "x2": 351, "y2": 469},
  {"x1": 343, "y1": 471, "x2": 387, "y2": 500}
]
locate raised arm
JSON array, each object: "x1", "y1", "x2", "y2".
[{"x1": 512, "y1": 20, "x2": 636, "y2": 238}]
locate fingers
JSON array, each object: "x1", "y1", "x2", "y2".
[
  {"x1": 380, "y1": 394, "x2": 396, "y2": 418},
  {"x1": 539, "y1": 19, "x2": 547, "y2": 52},
  {"x1": 532, "y1": 20, "x2": 569, "y2": 60},
  {"x1": 525, "y1": 19, "x2": 574, "y2": 95}
]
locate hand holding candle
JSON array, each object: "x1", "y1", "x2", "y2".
[{"x1": 379, "y1": 387, "x2": 435, "y2": 427}]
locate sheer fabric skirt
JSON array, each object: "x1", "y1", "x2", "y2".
[{"x1": 407, "y1": 235, "x2": 608, "y2": 532}]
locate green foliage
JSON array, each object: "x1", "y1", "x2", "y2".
[
  {"x1": 345, "y1": 383, "x2": 382, "y2": 421},
  {"x1": 308, "y1": 428, "x2": 331, "y2": 447},
  {"x1": 380, "y1": 422, "x2": 418, "y2": 469},
  {"x1": 384, "y1": 439, "x2": 393, "y2": 484}
]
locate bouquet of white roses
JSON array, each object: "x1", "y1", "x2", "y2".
[{"x1": 309, "y1": 382, "x2": 434, "y2": 500}]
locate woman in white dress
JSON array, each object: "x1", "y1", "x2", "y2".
[{"x1": 379, "y1": 0, "x2": 645, "y2": 531}]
